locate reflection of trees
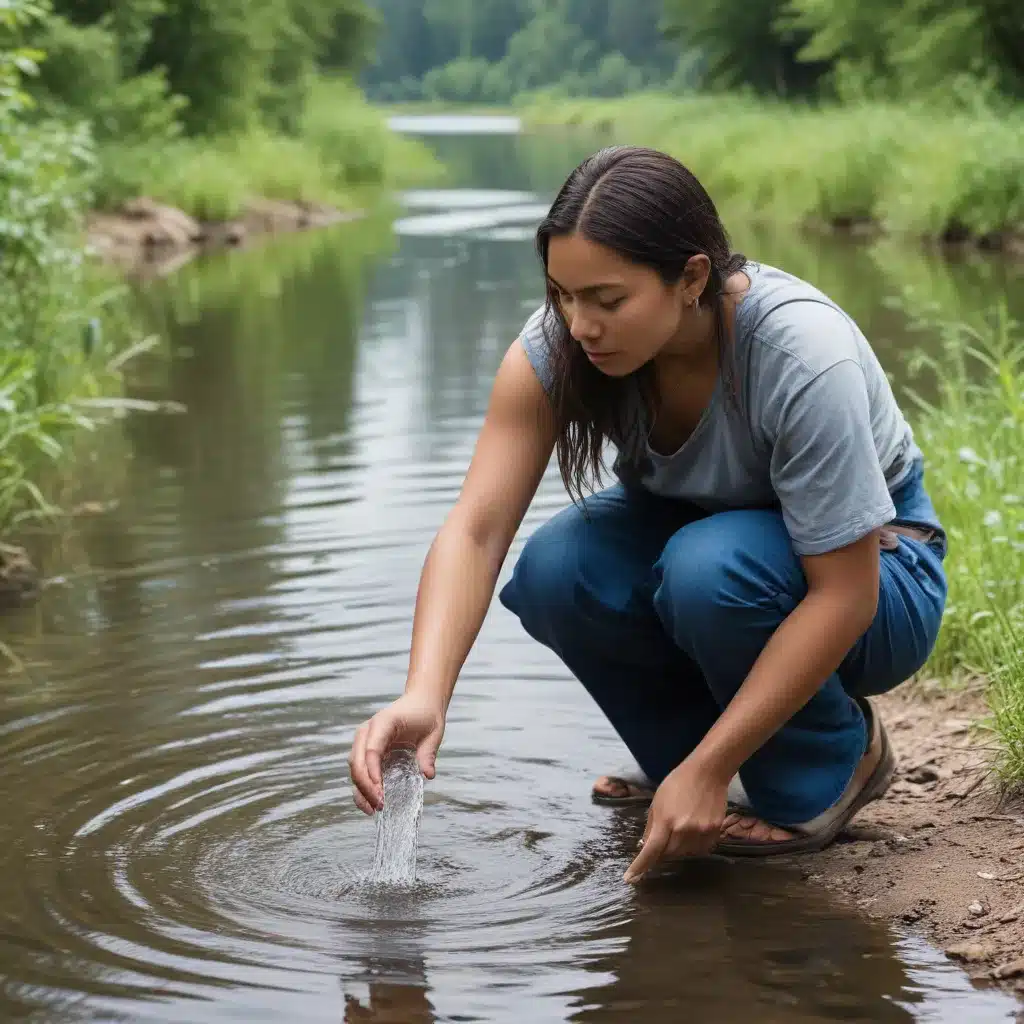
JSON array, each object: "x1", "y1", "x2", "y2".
[{"x1": 17, "y1": 217, "x2": 390, "y2": 661}]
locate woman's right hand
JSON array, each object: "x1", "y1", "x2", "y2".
[{"x1": 348, "y1": 692, "x2": 446, "y2": 815}]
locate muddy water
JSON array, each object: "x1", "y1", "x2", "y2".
[{"x1": 1, "y1": 118, "x2": 1022, "y2": 1022}]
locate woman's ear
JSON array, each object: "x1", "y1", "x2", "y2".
[{"x1": 682, "y1": 254, "x2": 712, "y2": 307}]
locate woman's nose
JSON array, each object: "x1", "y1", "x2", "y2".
[{"x1": 569, "y1": 311, "x2": 601, "y2": 342}]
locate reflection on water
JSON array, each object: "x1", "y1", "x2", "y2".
[{"x1": 0, "y1": 121, "x2": 1021, "y2": 1022}]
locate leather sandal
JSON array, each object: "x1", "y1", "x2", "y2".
[
  {"x1": 713, "y1": 697, "x2": 895, "y2": 857},
  {"x1": 591, "y1": 768, "x2": 656, "y2": 806}
]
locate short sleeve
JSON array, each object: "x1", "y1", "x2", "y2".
[
  {"x1": 769, "y1": 359, "x2": 896, "y2": 556},
  {"x1": 518, "y1": 303, "x2": 556, "y2": 395}
]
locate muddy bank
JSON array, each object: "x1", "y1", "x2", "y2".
[
  {"x1": 86, "y1": 196, "x2": 359, "y2": 276},
  {"x1": 796, "y1": 685, "x2": 1024, "y2": 998}
]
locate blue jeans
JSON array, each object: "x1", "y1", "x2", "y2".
[{"x1": 498, "y1": 459, "x2": 948, "y2": 826}]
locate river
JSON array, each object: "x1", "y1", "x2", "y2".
[{"x1": 0, "y1": 115, "x2": 1020, "y2": 1023}]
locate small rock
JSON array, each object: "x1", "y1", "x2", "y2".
[
  {"x1": 999, "y1": 902, "x2": 1024, "y2": 924},
  {"x1": 968, "y1": 901, "x2": 987, "y2": 916},
  {"x1": 993, "y1": 958, "x2": 1024, "y2": 980},
  {"x1": 901, "y1": 908, "x2": 924, "y2": 924},
  {"x1": 906, "y1": 765, "x2": 941, "y2": 784},
  {"x1": 946, "y1": 942, "x2": 993, "y2": 963},
  {"x1": 853, "y1": 864, "x2": 865, "y2": 874},
  {"x1": 978, "y1": 872, "x2": 996, "y2": 880}
]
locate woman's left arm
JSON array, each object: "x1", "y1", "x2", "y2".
[{"x1": 624, "y1": 534, "x2": 880, "y2": 881}]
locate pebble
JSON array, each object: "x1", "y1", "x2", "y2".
[
  {"x1": 999, "y1": 902, "x2": 1024, "y2": 924},
  {"x1": 946, "y1": 941, "x2": 993, "y2": 963},
  {"x1": 994, "y1": 958, "x2": 1024, "y2": 980},
  {"x1": 968, "y1": 900, "x2": 987, "y2": 916}
]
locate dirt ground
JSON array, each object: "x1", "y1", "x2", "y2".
[
  {"x1": 86, "y1": 196, "x2": 355, "y2": 276},
  {"x1": 802, "y1": 683, "x2": 1024, "y2": 998}
]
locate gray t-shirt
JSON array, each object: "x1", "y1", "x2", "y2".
[{"x1": 519, "y1": 261, "x2": 923, "y2": 556}]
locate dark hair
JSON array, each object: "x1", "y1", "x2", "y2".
[{"x1": 535, "y1": 145, "x2": 747, "y2": 504}]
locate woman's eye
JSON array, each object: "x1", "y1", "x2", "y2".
[{"x1": 600, "y1": 297, "x2": 624, "y2": 311}]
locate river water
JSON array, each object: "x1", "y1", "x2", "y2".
[{"x1": 1, "y1": 116, "x2": 1022, "y2": 1023}]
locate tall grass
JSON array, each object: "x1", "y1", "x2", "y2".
[
  {"x1": 0, "y1": 51, "x2": 143, "y2": 535},
  {"x1": 521, "y1": 94, "x2": 1024, "y2": 245},
  {"x1": 93, "y1": 78, "x2": 443, "y2": 221},
  {"x1": 903, "y1": 304, "x2": 1024, "y2": 784}
]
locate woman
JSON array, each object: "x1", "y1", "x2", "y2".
[{"x1": 348, "y1": 146, "x2": 948, "y2": 883}]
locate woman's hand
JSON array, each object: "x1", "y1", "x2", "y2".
[
  {"x1": 348, "y1": 693, "x2": 446, "y2": 815},
  {"x1": 623, "y1": 759, "x2": 729, "y2": 883}
]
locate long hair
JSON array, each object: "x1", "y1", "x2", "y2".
[{"x1": 535, "y1": 145, "x2": 747, "y2": 504}]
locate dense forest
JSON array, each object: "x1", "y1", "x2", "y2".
[{"x1": 363, "y1": 0, "x2": 1024, "y2": 104}]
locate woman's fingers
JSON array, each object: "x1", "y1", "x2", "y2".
[
  {"x1": 363, "y1": 716, "x2": 397, "y2": 808},
  {"x1": 624, "y1": 821, "x2": 669, "y2": 883},
  {"x1": 353, "y1": 788, "x2": 376, "y2": 816},
  {"x1": 348, "y1": 723, "x2": 380, "y2": 812}
]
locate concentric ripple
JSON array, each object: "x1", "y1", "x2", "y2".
[{"x1": 1, "y1": 141, "x2": 1021, "y2": 1022}]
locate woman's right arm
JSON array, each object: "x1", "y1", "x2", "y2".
[{"x1": 349, "y1": 339, "x2": 557, "y2": 812}]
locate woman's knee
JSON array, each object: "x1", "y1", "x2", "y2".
[
  {"x1": 499, "y1": 505, "x2": 586, "y2": 637},
  {"x1": 652, "y1": 510, "x2": 804, "y2": 635}
]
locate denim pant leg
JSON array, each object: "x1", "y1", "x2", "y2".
[
  {"x1": 498, "y1": 484, "x2": 721, "y2": 785},
  {"x1": 652, "y1": 503, "x2": 947, "y2": 827}
]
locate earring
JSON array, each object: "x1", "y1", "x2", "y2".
[{"x1": 693, "y1": 295, "x2": 701, "y2": 314}]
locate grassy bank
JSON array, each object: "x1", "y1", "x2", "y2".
[
  {"x1": 905, "y1": 307, "x2": 1024, "y2": 785},
  {"x1": 94, "y1": 79, "x2": 444, "y2": 223},
  {"x1": 521, "y1": 94, "x2": 1024, "y2": 249}
]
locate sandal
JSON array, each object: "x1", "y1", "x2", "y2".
[
  {"x1": 592, "y1": 767, "x2": 752, "y2": 808},
  {"x1": 592, "y1": 768, "x2": 656, "y2": 806},
  {"x1": 713, "y1": 697, "x2": 896, "y2": 858}
]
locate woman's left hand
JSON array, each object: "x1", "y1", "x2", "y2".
[{"x1": 623, "y1": 759, "x2": 729, "y2": 883}]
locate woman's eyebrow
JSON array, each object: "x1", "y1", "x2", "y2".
[{"x1": 547, "y1": 276, "x2": 624, "y2": 295}]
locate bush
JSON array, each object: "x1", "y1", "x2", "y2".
[{"x1": 0, "y1": 0, "x2": 137, "y2": 529}]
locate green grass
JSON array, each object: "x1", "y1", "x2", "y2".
[
  {"x1": 93, "y1": 77, "x2": 444, "y2": 221},
  {"x1": 521, "y1": 93, "x2": 1024, "y2": 245},
  {"x1": 902, "y1": 304, "x2": 1024, "y2": 785}
]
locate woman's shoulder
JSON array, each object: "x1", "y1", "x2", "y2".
[
  {"x1": 737, "y1": 262, "x2": 868, "y2": 378},
  {"x1": 517, "y1": 300, "x2": 559, "y2": 393}
]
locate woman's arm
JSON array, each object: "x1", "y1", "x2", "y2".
[
  {"x1": 684, "y1": 534, "x2": 879, "y2": 782},
  {"x1": 404, "y1": 339, "x2": 557, "y2": 712},
  {"x1": 349, "y1": 339, "x2": 556, "y2": 811}
]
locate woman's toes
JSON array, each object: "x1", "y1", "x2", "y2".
[{"x1": 721, "y1": 816, "x2": 796, "y2": 842}]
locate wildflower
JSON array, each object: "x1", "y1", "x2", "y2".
[{"x1": 984, "y1": 510, "x2": 1003, "y2": 528}]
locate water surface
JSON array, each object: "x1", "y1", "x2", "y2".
[{"x1": 0, "y1": 116, "x2": 1021, "y2": 1023}]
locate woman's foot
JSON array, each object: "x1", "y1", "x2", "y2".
[
  {"x1": 593, "y1": 697, "x2": 893, "y2": 853},
  {"x1": 714, "y1": 697, "x2": 894, "y2": 856},
  {"x1": 592, "y1": 774, "x2": 655, "y2": 804},
  {"x1": 719, "y1": 815, "x2": 796, "y2": 843}
]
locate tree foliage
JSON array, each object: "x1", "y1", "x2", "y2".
[
  {"x1": 362, "y1": 0, "x2": 680, "y2": 103},
  {"x1": 33, "y1": 0, "x2": 378, "y2": 138},
  {"x1": 660, "y1": 0, "x2": 1024, "y2": 100}
]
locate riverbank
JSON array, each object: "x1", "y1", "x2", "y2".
[
  {"x1": 807, "y1": 685, "x2": 1024, "y2": 997},
  {"x1": 86, "y1": 195, "x2": 359, "y2": 276},
  {"x1": 88, "y1": 82, "x2": 444, "y2": 274},
  {"x1": 520, "y1": 94, "x2": 1024, "y2": 254}
]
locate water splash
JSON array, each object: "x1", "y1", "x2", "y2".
[{"x1": 368, "y1": 748, "x2": 424, "y2": 886}]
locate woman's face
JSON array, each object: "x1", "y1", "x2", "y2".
[{"x1": 545, "y1": 232, "x2": 709, "y2": 376}]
